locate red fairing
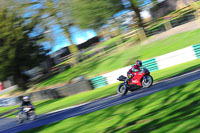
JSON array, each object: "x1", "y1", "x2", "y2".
[{"x1": 128, "y1": 68, "x2": 145, "y2": 86}]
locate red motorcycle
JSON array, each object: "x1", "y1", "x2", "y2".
[{"x1": 117, "y1": 67, "x2": 153, "y2": 96}]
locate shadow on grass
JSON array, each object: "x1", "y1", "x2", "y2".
[
  {"x1": 23, "y1": 81, "x2": 200, "y2": 133},
  {"x1": 105, "y1": 82, "x2": 200, "y2": 133}
]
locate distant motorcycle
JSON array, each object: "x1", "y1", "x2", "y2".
[
  {"x1": 117, "y1": 67, "x2": 153, "y2": 96},
  {"x1": 16, "y1": 106, "x2": 36, "y2": 124}
]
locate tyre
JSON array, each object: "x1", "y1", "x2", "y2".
[
  {"x1": 142, "y1": 75, "x2": 153, "y2": 88},
  {"x1": 117, "y1": 83, "x2": 128, "y2": 96},
  {"x1": 29, "y1": 111, "x2": 36, "y2": 121},
  {"x1": 17, "y1": 112, "x2": 24, "y2": 124}
]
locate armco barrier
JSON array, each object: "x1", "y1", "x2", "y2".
[
  {"x1": 193, "y1": 43, "x2": 200, "y2": 58},
  {"x1": 89, "y1": 76, "x2": 108, "y2": 89}
]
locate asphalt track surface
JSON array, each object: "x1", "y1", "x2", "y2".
[{"x1": 1, "y1": 69, "x2": 200, "y2": 133}]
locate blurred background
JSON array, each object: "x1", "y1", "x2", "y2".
[
  {"x1": 1, "y1": 1, "x2": 200, "y2": 132},
  {"x1": 0, "y1": 0, "x2": 199, "y2": 97}
]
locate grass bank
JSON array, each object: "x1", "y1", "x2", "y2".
[{"x1": 23, "y1": 79, "x2": 200, "y2": 133}]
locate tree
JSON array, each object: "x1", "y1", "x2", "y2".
[
  {"x1": 152, "y1": 0, "x2": 158, "y2": 7},
  {"x1": 4, "y1": 0, "x2": 79, "y2": 65},
  {"x1": 127, "y1": 0, "x2": 145, "y2": 28},
  {"x1": 52, "y1": 0, "x2": 79, "y2": 59},
  {"x1": 0, "y1": 9, "x2": 48, "y2": 90},
  {"x1": 70, "y1": 0, "x2": 147, "y2": 30},
  {"x1": 70, "y1": 0, "x2": 124, "y2": 30},
  {"x1": 34, "y1": 0, "x2": 79, "y2": 64}
]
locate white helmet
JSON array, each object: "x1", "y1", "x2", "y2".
[{"x1": 23, "y1": 96, "x2": 30, "y2": 102}]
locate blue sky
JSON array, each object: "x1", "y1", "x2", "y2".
[
  {"x1": 49, "y1": 26, "x2": 97, "y2": 53},
  {"x1": 23, "y1": 1, "x2": 97, "y2": 53},
  {"x1": 36, "y1": 0, "x2": 153, "y2": 53}
]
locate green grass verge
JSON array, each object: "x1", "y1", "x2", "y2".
[
  {"x1": 2, "y1": 58, "x2": 199, "y2": 118},
  {"x1": 0, "y1": 105, "x2": 18, "y2": 114},
  {"x1": 82, "y1": 36, "x2": 135, "y2": 57},
  {"x1": 23, "y1": 79, "x2": 200, "y2": 133},
  {"x1": 39, "y1": 28, "x2": 200, "y2": 87}
]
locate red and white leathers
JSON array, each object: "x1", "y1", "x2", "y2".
[{"x1": 127, "y1": 64, "x2": 141, "y2": 80}]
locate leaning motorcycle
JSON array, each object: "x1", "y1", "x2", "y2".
[
  {"x1": 16, "y1": 106, "x2": 36, "y2": 124},
  {"x1": 117, "y1": 67, "x2": 153, "y2": 96}
]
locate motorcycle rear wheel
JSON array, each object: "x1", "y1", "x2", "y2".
[{"x1": 117, "y1": 83, "x2": 128, "y2": 96}]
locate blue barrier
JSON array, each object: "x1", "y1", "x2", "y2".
[
  {"x1": 143, "y1": 58, "x2": 159, "y2": 72},
  {"x1": 193, "y1": 43, "x2": 200, "y2": 58},
  {"x1": 89, "y1": 76, "x2": 108, "y2": 89}
]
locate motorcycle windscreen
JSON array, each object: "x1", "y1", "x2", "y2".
[{"x1": 117, "y1": 75, "x2": 126, "y2": 81}]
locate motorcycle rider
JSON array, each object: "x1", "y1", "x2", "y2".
[
  {"x1": 127, "y1": 60, "x2": 143, "y2": 83},
  {"x1": 21, "y1": 96, "x2": 34, "y2": 118}
]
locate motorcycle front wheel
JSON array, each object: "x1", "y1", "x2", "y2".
[
  {"x1": 117, "y1": 83, "x2": 128, "y2": 96},
  {"x1": 16, "y1": 112, "x2": 24, "y2": 124},
  {"x1": 142, "y1": 75, "x2": 153, "y2": 88}
]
